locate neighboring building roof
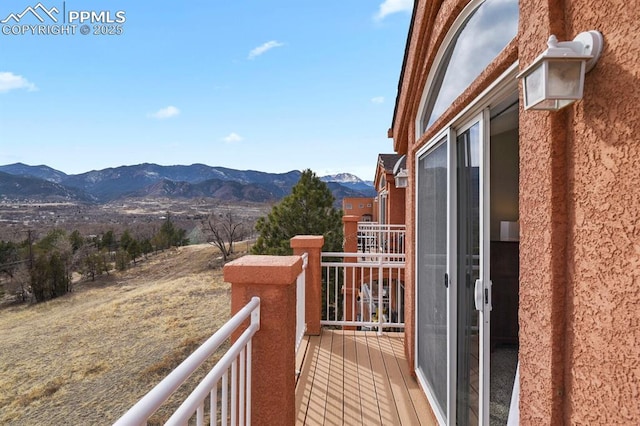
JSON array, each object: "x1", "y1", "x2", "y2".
[
  {"x1": 378, "y1": 154, "x2": 404, "y2": 173},
  {"x1": 392, "y1": 155, "x2": 407, "y2": 175}
]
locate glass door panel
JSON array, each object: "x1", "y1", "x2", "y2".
[
  {"x1": 456, "y1": 122, "x2": 481, "y2": 425},
  {"x1": 416, "y1": 138, "x2": 449, "y2": 421}
]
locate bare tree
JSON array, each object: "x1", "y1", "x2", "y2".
[
  {"x1": 203, "y1": 210, "x2": 245, "y2": 261},
  {"x1": 3, "y1": 263, "x2": 30, "y2": 302}
]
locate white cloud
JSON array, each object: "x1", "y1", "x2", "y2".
[
  {"x1": 0, "y1": 72, "x2": 37, "y2": 93},
  {"x1": 371, "y1": 96, "x2": 385, "y2": 104},
  {"x1": 374, "y1": 0, "x2": 413, "y2": 21},
  {"x1": 248, "y1": 40, "x2": 284, "y2": 59},
  {"x1": 148, "y1": 106, "x2": 180, "y2": 119},
  {"x1": 222, "y1": 132, "x2": 244, "y2": 143}
]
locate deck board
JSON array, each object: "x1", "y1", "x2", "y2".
[
  {"x1": 296, "y1": 334, "x2": 319, "y2": 424},
  {"x1": 388, "y1": 335, "x2": 436, "y2": 424},
  {"x1": 296, "y1": 329, "x2": 436, "y2": 425},
  {"x1": 325, "y1": 331, "x2": 344, "y2": 424},
  {"x1": 342, "y1": 331, "x2": 362, "y2": 425},
  {"x1": 367, "y1": 333, "x2": 402, "y2": 425},
  {"x1": 377, "y1": 332, "x2": 421, "y2": 425},
  {"x1": 355, "y1": 332, "x2": 381, "y2": 426}
]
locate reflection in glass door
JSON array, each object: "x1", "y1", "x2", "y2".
[{"x1": 456, "y1": 122, "x2": 481, "y2": 425}]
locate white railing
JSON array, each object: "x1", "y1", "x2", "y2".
[
  {"x1": 296, "y1": 252, "x2": 309, "y2": 354},
  {"x1": 357, "y1": 222, "x2": 406, "y2": 255},
  {"x1": 114, "y1": 297, "x2": 261, "y2": 426},
  {"x1": 321, "y1": 252, "x2": 405, "y2": 332}
]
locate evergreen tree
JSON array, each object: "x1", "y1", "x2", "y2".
[
  {"x1": 101, "y1": 230, "x2": 116, "y2": 253},
  {"x1": 79, "y1": 246, "x2": 109, "y2": 281},
  {"x1": 155, "y1": 213, "x2": 189, "y2": 250},
  {"x1": 69, "y1": 230, "x2": 84, "y2": 253},
  {"x1": 30, "y1": 230, "x2": 72, "y2": 302},
  {"x1": 118, "y1": 229, "x2": 141, "y2": 264},
  {"x1": 0, "y1": 240, "x2": 19, "y2": 278},
  {"x1": 140, "y1": 238, "x2": 153, "y2": 257},
  {"x1": 119, "y1": 230, "x2": 134, "y2": 252},
  {"x1": 115, "y1": 249, "x2": 130, "y2": 271},
  {"x1": 252, "y1": 169, "x2": 343, "y2": 255}
]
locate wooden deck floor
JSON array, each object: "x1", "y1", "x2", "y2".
[{"x1": 295, "y1": 329, "x2": 436, "y2": 426}]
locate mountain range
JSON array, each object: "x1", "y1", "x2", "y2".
[{"x1": 0, "y1": 163, "x2": 376, "y2": 204}]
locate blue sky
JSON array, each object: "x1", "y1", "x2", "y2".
[{"x1": 0, "y1": 0, "x2": 413, "y2": 181}]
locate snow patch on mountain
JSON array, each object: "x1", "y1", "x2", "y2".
[{"x1": 320, "y1": 173, "x2": 365, "y2": 184}]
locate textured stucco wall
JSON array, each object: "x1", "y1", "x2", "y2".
[
  {"x1": 386, "y1": 173, "x2": 406, "y2": 225},
  {"x1": 561, "y1": 0, "x2": 640, "y2": 423},
  {"x1": 519, "y1": 0, "x2": 640, "y2": 424}
]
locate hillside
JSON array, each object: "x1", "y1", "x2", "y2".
[
  {"x1": 0, "y1": 163, "x2": 375, "y2": 204},
  {"x1": 0, "y1": 171, "x2": 94, "y2": 202},
  {"x1": 0, "y1": 244, "x2": 234, "y2": 425}
]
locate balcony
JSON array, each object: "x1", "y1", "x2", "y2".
[
  {"x1": 115, "y1": 231, "x2": 433, "y2": 425},
  {"x1": 296, "y1": 329, "x2": 434, "y2": 425},
  {"x1": 356, "y1": 222, "x2": 406, "y2": 256}
]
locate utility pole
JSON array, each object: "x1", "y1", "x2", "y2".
[{"x1": 25, "y1": 230, "x2": 34, "y2": 271}]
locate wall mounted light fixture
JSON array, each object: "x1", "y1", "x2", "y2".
[
  {"x1": 517, "y1": 31, "x2": 603, "y2": 111},
  {"x1": 394, "y1": 168, "x2": 409, "y2": 188}
]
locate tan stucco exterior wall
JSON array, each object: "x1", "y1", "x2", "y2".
[
  {"x1": 393, "y1": 0, "x2": 639, "y2": 424},
  {"x1": 342, "y1": 197, "x2": 374, "y2": 222},
  {"x1": 386, "y1": 173, "x2": 406, "y2": 225},
  {"x1": 519, "y1": 0, "x2": 640, "y2": 423}
]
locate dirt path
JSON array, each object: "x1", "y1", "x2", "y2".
[{"x1": 0, "y1": 244, "x2": 233, "y2": 425}]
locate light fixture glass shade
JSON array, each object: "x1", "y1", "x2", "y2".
[
  {"x1": 517, "y1": 31, "x2": 603, "y2": 111},
  {"x1": 394, "y1": 169, "x2": 408, "y2": 188},
  {"x1": 522, "y1": 59, "x2": 586, "y2": 110}
]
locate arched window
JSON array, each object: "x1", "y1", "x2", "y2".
[{"x1": 419, "y1": 0, "x2": 518, "y2": 133}]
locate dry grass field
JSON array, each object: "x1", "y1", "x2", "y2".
[{"x1": 0, "y1": 244, "x2": 234, "y2": 425}]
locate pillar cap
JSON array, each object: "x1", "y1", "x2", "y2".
[
  {"x1": 290, "y1": 235, "x2": 325, "y2": 249},
  {"x1": 342, "y1": 215, "x2": 360, "y2": 223},
  {"x1": 224, "y1": 255, "x2": 302, "y2": 285}
]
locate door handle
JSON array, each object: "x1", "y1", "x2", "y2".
[
  {"x1": 474, "y1": 279, "x2": 493, "y2": 312},
  {"x1": 474, "y1": 279, "x2": 483, "y2": 311}
]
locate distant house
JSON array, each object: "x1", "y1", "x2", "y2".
[
  {"x1": 373, "y1": 154, "x2": 406, "y2": 226},
  {"x1": 341, "y1": 197, "x2": 374, "y2": 222}
]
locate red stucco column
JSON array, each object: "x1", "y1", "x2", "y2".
[
  {"x1": 342, "y1": 215, "x2": 359, "y2": 328},
  {"x1": 290, "y1": 235, "x2": 325, "y2": 336},
  {"x1": 342, "y1": 215, "x2": 359, "y2": 253},
  {"x1": 224, "y1": 255, "x2": 302, "y2": 426}
]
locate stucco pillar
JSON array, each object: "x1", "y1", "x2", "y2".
[
  {"x1": 518, "y1": 2, "x2": 570, "y2": 424},
  {"x1": 290, "y1": 235, "x2": 325, "y2": 336},
  {"x1": 224, "y1": 255, "x2": 302, "y2": 426},
  {"x1": 342, "y1": 215, "x2": 359, "y2": 253},
  {"x1": 342, "y1": 215, "x2": 360, "y2": 328}
]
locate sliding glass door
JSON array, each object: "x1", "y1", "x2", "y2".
[{"x1": 416, "y1": 113, "x2": 491, "y2": 425}]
